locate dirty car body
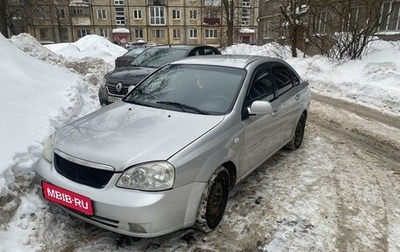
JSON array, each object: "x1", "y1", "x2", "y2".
[{"x1": 35, "y1": 55, "x2": 311, "y2": 238}]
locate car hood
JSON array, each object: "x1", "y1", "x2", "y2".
[
  {"x1": 106, "y1": 66, "x2": 157, "y2": 85},
  {"x1": 54, "y1": 102, "x2": 224, "y2": 171}
]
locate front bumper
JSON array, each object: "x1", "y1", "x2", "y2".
[{"x1": 34, "y1": 157, "x2": 206, "y2": 238}]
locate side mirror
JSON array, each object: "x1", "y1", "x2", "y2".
[{"x1": 247, "y1": 100, "x2": 273, "y2": 116}]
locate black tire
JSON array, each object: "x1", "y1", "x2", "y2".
[
  {"x1": 286, "y1": 113, "x2": 306, "y2": 150},
  {"x1": 195, "y1": 166, "x2": 230, "y2": 232}
]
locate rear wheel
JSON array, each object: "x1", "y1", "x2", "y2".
[
  {"x1": 195, "y1": 166, "x2": 230, "y2": 232},
  {"x1": 286, "y1": 113, "x2": 306, "y2": 150}
]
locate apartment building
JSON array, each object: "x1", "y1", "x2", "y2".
[
  {"x1": 8, "y1": 0, "x2": 259, "y2": 46},
  {"x1": 257, "y1": 0, "x2": 400, "y2": 55}
]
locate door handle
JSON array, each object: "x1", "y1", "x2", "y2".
[{"x1": 295, "y1": 94, "x2": 300, "y2": 100}]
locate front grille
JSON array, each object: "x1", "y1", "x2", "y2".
[
  {"x1": 54, "y1": 153, "x2": 115, "y2": 188},
  {"x1": 106, "y1": 84, "x2": 129, "y2": 96}
]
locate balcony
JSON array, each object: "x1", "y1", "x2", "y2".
[
  {"x1": 203, "y1": 17, "x2": 220, "y2": 25},
  {"x1": 69, "y1": 0, "x2": 90, "y2": 7}
]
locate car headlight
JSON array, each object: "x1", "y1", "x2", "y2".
[
  {"x1": 116, "y1": 161, "x2": 175, "y2": 191},
  {"x1": 43, "y1": 133, "x2": 54, "y2": 162}
]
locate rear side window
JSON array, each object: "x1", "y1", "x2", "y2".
[{"x1": 273, "y1": 67, "x2": 293, "y2": 95}]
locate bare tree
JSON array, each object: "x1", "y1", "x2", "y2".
[
  {"x1": 307, "y1": 0, "x2": 383, "y2": 60},
  {"x1": 279, "y1": 0, "x2": 309, "y2": 57},
  {"x1": 0, "y1": 0, "x2": 8, "y2": 37}
]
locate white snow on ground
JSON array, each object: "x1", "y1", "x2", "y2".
[{"x1": 0, "y1": 34, "x2": 399, "y2": 251}]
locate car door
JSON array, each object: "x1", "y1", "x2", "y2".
[
  {"x1": 270, "y1": 63, "x2": 303, "y2": 145},
  {"x1": 240, "y1": 63, "x2": 279, "y2": 178}
]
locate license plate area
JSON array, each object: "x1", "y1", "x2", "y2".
[
  {"x1": 108, "y1": 96, "x2": 121, "y2": 103},
  {"x1": 41, "y1": 181, "x2": 94, "y2": 216}
]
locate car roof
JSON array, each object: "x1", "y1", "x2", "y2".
[
  {"x1": 170, "y1": 54, "x2": 285, "y2": 69},
  {"x1": 147, "y1": 44, "x2": 213, "y2": 50}
]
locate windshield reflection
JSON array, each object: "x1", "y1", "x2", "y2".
[
  {"x1": 130, "y1": 48, "x2": 189, "y2": 68},
  {"x1": 124, "y1": 64, "x2": 246, "y2": 115}
]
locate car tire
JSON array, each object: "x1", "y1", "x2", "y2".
[
  {"x1": 195, "y1": 166, "x2": 230, "y2": 232},
  {"x1": 286, "y1": 113, "x2": 306, "y2": 150}
]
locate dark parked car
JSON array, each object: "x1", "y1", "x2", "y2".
[
  {"x1": 98, "y1": 45, "x2": 221, "y2": 105},
  {"x1": 114, "y1": 46, "x2": 149, "y2": 68}
]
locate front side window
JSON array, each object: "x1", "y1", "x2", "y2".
[
  {"x1": 149, "y1": 6, "x2": 166, "y2": 25},
  {"x1": 124, "y1": 64, "x2": 245, "y2": 115},
  {"x1": 248, "y1": 67, "x2": 275, "y2": 103}
]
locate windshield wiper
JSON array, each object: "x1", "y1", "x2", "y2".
[{"x1": 156, "y1": 101, "x2": 209, "y2": 115}]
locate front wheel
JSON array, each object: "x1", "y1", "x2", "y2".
[
  {"x1": 195, "y1": 166, "x2": 230, "y2": 232},
  {"x1": 286, "y1": 113, "x2": 306, "y2": 150}
]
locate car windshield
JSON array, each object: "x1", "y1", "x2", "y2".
[
  {"x1": 130, "y1": 47, "x2": 189, "y2": 68},
  {"x1": 125, "y1": 47, "x2": 147, "y2": 57},
  {"x1": 123, "y1": 64, "x2": 246, "y2": 115}
]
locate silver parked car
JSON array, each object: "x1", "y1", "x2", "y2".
[{"x1": 35, "y1": 55, "x2": 311, "y2": 238}]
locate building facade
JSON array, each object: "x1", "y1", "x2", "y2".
[
  {"x1": 257, "y1": 0, "x2": 400, "y2": 56},
  {"x1": 8, "y1": 0, "x2": 259, "y2": 46}
]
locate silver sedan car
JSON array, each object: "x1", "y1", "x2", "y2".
[{"x1": 35, "y1": 55, "x2": 311, "y2": 238}]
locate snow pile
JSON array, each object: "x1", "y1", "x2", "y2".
[
  {"x1": 223, "y1": 43, "x2": 301, "y2": 59},
  {"x1": 10, "y1": 33, "x2": 116, "y2": 86},
  {"x1": 48, "y1": 34, "x2": 127, "y2": 66}
]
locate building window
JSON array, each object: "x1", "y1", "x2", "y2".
[
  {"x1": 241, "y1": 7, "x2": 250, "y2": 26},
  {"x1": 97, "y1": 9, "x2": 107, "y2": 19},
  {"x1": 133, "y1": 9, "x2": 142, "y2": 19},
  {"x1": 379, "y1": 1, "x2": 400, "y2": 31},
  {"x1": 189, "y1": 29, "x2": 197, "y2": 38},
  {"x1": 343, "y1": 6, "x2": 360, "y2": 31},
  {"x1": 58, "y1": 8, "x2": 66, "y2": 19},
  {"x1": 189, "y1": 10, "x2": 197, "y2": 19},
  {"x1": 315, "y1": 11, "x2": 328, "y2": 34},
  {"x1": 204, "y1": 0, "x2": 221, "y2": 6},
  {"x1": 152, "y1": 29, "x2": 165, "y2": 38},
  {"x1": 135, "y1": 29, "x2": 144, "y2": 39},
  {"x1": 172, "y1": 9, "x2": 181, "y2": 19},
  {"x1": 173, "y1": 29, "x2": 181, "y2": 38},
  {"x1": 61, "y1": 28, "x2": 69, "y2": 41},
  {"x1": 242, "y1": 0, "x2": 250, "y2": 7},
  {"x1": 115, "y1": 7, "x2": 126, "y2": 25},
  {"x1": 71, "y1": 8, "x2": 89, "y2": 17},
  {"x1": 114, "y1": 0, "x2": 124, "y2": 5},
  {"x1": 77, "y1": 29, "x2": 90, "y2": 38},
  {"x1": 39, "y1": 28, "x2": 51, "y2": 40},
  {"x1": 205, "y1": 29, "x2": 218, "y2": 38},
  {"x1": 149, "y1": 6, "x2": 165, "y2": 25},
  {"x1": 263, "y1": 22, "x2": 273, "y2": 39},
  {"x1": 205, "y1": 10, "x2": 218, "y2": 18},
  {"x1": 100, "y1": 29, "x2": 109, "y2": 38}
]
